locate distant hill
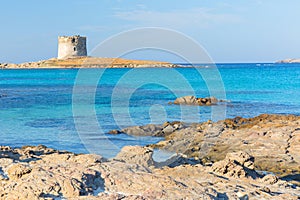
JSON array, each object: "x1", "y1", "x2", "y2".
[{"x1": 276, "y1": 58, "x2": 300, "y2": 63}]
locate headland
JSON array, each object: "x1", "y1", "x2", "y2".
[
  {"x1": 276, "y1": 58, "x2": 300, "y2": 63},
  {"x1": 0, "y1": 57, "x2": 176, "y2": 69}
]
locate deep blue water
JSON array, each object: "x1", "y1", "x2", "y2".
[{"x1": 1, "y1": 63, "x2": 300, "y2": 157}]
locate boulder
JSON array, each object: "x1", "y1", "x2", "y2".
[
  {"x1": 211, "y1": 151, "x2": 259, "y2": 179},
  {"x1": 113, "y1": 146, "x2": 155, "y2": 168},
  {"x1": 120, "y1": 124, "x2": 162, "y2": 136},
  {"x1": 174, "y1": 96, "x2": 219, "y2": 106},
  {"x1": 261, "y1": 174, "x2": 278, "y2": 185},
  {"x1": 174, "y1": 95, "x2": 198, "y2": 105}
]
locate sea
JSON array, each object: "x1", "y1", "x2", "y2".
[{"x1": 1, "y1": 63, "x2": 300, "y2": 158}]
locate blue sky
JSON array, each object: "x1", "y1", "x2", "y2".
[{"x1": 1, "y1": 0, "x2": 300, "y2": 63}]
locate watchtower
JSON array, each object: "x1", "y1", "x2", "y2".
[{"x1": 57, "y1": 35, "x2": 87, "y2": 59}]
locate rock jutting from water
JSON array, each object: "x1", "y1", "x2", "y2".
[
  {"x1": 0, "y1": 144, "x2": 299, "y2": 199},
  {"x1": 173, "y1": 96, "x2": 220, "y2": 106}
]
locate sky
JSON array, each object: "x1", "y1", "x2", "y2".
[{"x1": 1, "y1": 0, "x2": 300, "y2": 63}]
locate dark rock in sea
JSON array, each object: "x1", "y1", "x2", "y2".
[
  {"x1": 111, "y1": 121, "x2": 185, "y2": 138},
  {"x1": 120, "y1": 124, "x2": 163, "y2": 136},
  {"x1": 0, "y1": 94, "x2": 7, "y2": 98},
  {"x1": 108, "y1": 129, "x2": 122, "y2": 135}
]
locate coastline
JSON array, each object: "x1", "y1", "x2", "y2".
[
  {"x1": 2, "y1": 0, "x2": 300, "y2": 199},
  {"x1": 276, "y1": 58, "x2": 300, "y2": 64},
  {"x1": 1, "y1": 114, "x2": 300, "y2": 199},
  {"x1": 2, "y1": 58, "x2": 299, "y2": 69},
  {"x1": 110, "y1": 114, "x2": 300, "y2": 179},
  {"x1": 0, "y1": 57, "x2": 177, "y2": 69}
]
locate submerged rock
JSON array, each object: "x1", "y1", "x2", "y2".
[
  {"x1": 109, "y1": 121, "x2": 184, "y2": 137},
  {"x1": 118, "y1": 124, "x2": 163, "y2": 136}
]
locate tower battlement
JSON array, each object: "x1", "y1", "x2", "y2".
[{"x1": 57, "y1": 35, "x2": 87, "y2": 59}]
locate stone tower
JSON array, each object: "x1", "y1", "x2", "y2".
[{"x1": 57, "y1": 35, "x2": 87, "y2": 59}]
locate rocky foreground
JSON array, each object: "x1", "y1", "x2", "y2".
[
  {"x1": 0, "y1": 57, "x2": 176, "y2": 69},
  {"x1": 0, "y1": 145, "x2": 299, "y2": 200},
  {"x1": 117, "y1": 114, "x2": 300, "y2": 178},
  {"x1": 0, "y1": 114, "x2": 300, "y2": 199}
]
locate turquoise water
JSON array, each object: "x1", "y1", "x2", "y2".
[{"x1": 1, "y1": 63, "x2": 300, "y2": 157}]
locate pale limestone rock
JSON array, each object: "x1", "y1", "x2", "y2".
[
  {"x1": 261, "y1": 174, "x2": 278, "y2": 185},
  {"x1": 174, "y1": 95, "x2": 197, "y2": 105},
  {"x1": 113, "y1": 146, "x2": 155, "y2": 168},
  {"x1": 0, "y1": 145, "x2": 298, "y2": 199},
  {"x1": 174, "y1": 96, "x2": 219, "y2": 106},
  {"x1": 211, "y1": 152, "x2": 259, "y2": 179},
  {"x1": 6, "y1": 163, "x2": 32, "y2": 180}
]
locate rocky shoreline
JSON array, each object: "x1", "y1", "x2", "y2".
[
  {"x1": 0, "y1": 57, "x2": 177, "y2": 69},
  {"x1": 114, "y1": 114, "x2": 300, "y2": 179},
  {"x1": 1, "y1": 114, "x2": 300, "y2": 199}
]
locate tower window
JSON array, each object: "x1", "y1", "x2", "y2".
[
  {"x1": 72, "y1": 38, "x2": 75, "y2": 43},
  {"x1": 74, "y1": 47, "x2": 76, "y2": 51}
]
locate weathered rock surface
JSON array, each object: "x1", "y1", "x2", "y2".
[
  {"x1": 211, "y1": 151, "x2": 259, "y2": 179},
  {"x1": 174, "y1": 95, "x2": 219, "y2": 106},
  {"x1": 0, "y1": 145, "x2": 299, "y2": 199},
  {"x1": 109, "y1": 121, "x2": 184, "y2": 137},
  {"x1": 1, "y1": 114, "x2": 300, "y2": 199},
  {"x1": 116, "y1": 114, "x2": 300, "y2": 180}
]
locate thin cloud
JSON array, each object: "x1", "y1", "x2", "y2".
[{"x1": 114, "y1": 8, "x2": 241, "y2": 29}]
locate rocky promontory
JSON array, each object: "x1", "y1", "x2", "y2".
[
  {"x1": 276, "y1": 58, "x2": 300, "y2": 63},
  {"x1": 113, "y1": 114, "x2": 300, "y2": 181},
  {"x1": 0, "y1": 57, "x2": 177, "y2": 69}
]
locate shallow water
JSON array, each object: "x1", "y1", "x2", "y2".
[{"x1": 0, "y1": 63, "x2": 300, "y2": 157}]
